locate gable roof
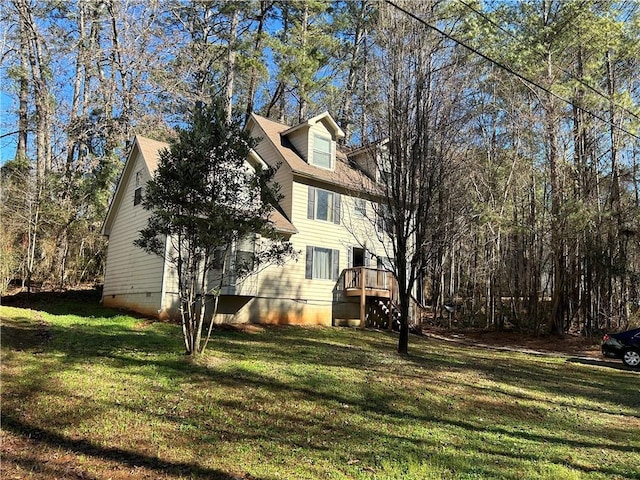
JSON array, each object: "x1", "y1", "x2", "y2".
[
  {"x1": 102, "y1": 135, "x2": 297, "y2": 237},
  {"x1": 136, "y1": 136, "x2": 168, "y2": 173},
  {"x1": 102, "y1": 136, "x2": 167, "y2": 236},
  {"x1": 281, "y1": 111, "x2": 345, "y2": 140},
  {"x1": 248, "y1": 114, "x2": 377, "y2": 195}
]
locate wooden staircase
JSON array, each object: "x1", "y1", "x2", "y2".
[{"x1": 338, "y1": 267, "x2": 399, "y2": 329}]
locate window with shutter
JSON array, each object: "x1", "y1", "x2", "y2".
[
  {"x1": 305, "y1": 246, "x2": 340, "y2": 280},
  {"x1": 307, "y1": 186, "x2": 341, "y2": 224}
]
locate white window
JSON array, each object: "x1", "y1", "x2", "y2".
[
  {"x1": 307, "y1": 186, "x2": 341, "y2": 224},
  {"x1": 354, "y1": 198, "x2": 367, "y2": 217},
  {"x1": 312, "y1": 135, "x2": 333, "y2": 169},
  {"x1": 134, "y1": 170, "x2": 143, "y2": 206},
  {"x1": 305, "y1": 246, "x2": 339, "y2": 280}
]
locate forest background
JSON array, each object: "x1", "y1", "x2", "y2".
[{"x1": 1, "y1": 0, "x2": 639, "y2": 336}]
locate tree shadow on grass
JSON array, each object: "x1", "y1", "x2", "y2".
[
  {"x1": 3, "y1": 311, "x2": 639, "y2": 479},
  {"x1": 398, "y1": 334, "x2": 640, "y2": 413},
  {"x1": 96, "y1": 355, "x2": 639, "y2": 480},
  {"x1": 0, "y1": 316, "x2": 53, "y2": 352},
  {"x1": 1, "y1": 288, "x2": 144, "y2": 319},
  {"x1": 0, "y1": 315, "x2": 182, "y2": 359},
  {"x1": 95, "y1": 349, "x2": 640, "y2": 460},
  {"x1": 1, "y1": 415, "x2": 259, "y2": 480},
  {"x1": 473, "y1": 444, "x2": 640, "y2": 480},
  {"x1": 4, "y1": 311, "x2": 638, "y2": 417}
]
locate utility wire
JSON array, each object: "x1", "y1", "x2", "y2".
[
  {"x1": 384, "y1": 0, "x2": 640, "y2": 141},
  {"x1": 458, "y1": 0, "x2": 640, "y2": 121}
]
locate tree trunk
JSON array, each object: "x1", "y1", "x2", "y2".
[
  {"x1": 543, "y1": 21, "x2": 565, "y2": 336},
  {"x1": 339, "y1": 0, "x2": 367, "y2": 141},
  {"x1": 245, "y1": 1, "x2": 270, "y2": 121},
  {"x1": 297, "y1": 4, "x2": 309, "y2": 122},
  {"x1": 16, "y1": 5, "x2": 29, "y2": 161},
  {"x1": 15, "y1": 0, "x2": 51, "y2": 183},
  {"x1": 224, "y1": 9, "x2": 239, "y2": 124}
]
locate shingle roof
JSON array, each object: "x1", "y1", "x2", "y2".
[
  {"x1": 104, "y1": 135, "x2": 297, "y2": 236},
  {"x1": 136, "y1": 136, "x2": 168, "y2": 173},
  {"x1": 249, "y1": 114, "x2": 377, "y2": 195},
  {"x1": 268, "y1": 209, "x2": 298, "y2": 235}
]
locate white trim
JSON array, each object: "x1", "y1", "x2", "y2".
[
  {"x1": 102, "y1": 139, "x2": 140, "y2": 236},
  {"x1": 282, "y1": 111, "x2": 345, "y2": 139},
  {"x1": 311, "y1": 133, "x2": 334, "y2": 170},
  {"x1": 248, "y1": 148, "x2": 268, "y2": 169},
  {"x1": 159, "y1": 234, "x2": 170, "y2": 315}
]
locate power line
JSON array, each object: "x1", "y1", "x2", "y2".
[
  {"x1": 384, "y1": 0, "x2": 640, "y2": 141},
  {"x1": 457, "y1": 0, "x2": 640, "y2": 122}
]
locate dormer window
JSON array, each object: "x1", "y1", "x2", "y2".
[
  {"x1": 279, "y1": 112, "x2": 344, "y2": 169},
  {"x1": 312, "y1": 134, "x2": 333, "y2": 169}
]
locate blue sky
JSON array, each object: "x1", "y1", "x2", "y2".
[
  {"x1": 0, "y1": 2, "x2": 345, "y2": 169},
  {"x1": 1, "y1": 90, "x2": 17, "y2": 166}
]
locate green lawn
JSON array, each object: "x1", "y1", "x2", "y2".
[{"x1": 1, "y1": 302, "x2": 638, "y2": 480}]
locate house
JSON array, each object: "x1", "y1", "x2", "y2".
[{"x1": 101, "y1": 112, "x2": 399, "y2": 327}]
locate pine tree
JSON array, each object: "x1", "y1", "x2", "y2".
[{"x1": 135, "y1": 100, "x2": 294, "y2": 355}]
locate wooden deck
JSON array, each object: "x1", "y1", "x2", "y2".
[
  {"x1": 339, "y1": 267, "x2": 399, "y2": 329},
  {"x1": 344, "y1": 287, "x2": 391, "y2": 298}
]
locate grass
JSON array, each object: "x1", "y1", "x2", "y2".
[{"x1": 1, "y1": 300, "x2": 639, "y2": 480}]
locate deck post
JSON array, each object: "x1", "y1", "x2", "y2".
[
  {"x1": 359, "y1": 266, "x2": 366, "y2": 329},
  {"x1": 388, "y1": 272, "x2": 393, "y2": 331}
]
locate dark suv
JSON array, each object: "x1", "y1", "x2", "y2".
[{"x1": 602, "y1": 327, "x2": 640, "y2": 368}]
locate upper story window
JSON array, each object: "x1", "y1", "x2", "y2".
[
  {"x1": 377, "y1": 204, "x2": 392, "y2": 234},
  {"x1": 312, "y1": 134, "x2": 333, "y2": 169},
  {"x1": 316, "y1": 189, "x2": 334, "y2": 222},
  {"x1": 377, "y1": 150, "x2": 392, "y2": 185},
  {"x1": 354, "y1": 198, "x2": 367, "y2": 217},
  {"x1": 308, "y1": 186, "x2": 341, "y2": 224},
  {"x1": 134, "y1": 170, "x2": 143, "y2": 205}
]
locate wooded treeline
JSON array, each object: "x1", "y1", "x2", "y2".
[{"x1": 1, "y1": 0, "x2": 638, "y2": 334}]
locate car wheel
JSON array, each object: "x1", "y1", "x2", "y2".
[{"x1": 622, "y1": 348, "x2": 640, "y2": 368}]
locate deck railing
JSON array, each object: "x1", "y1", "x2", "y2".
[
  {"x1": 337, "y1": 267, "x2": 429, "y2": 329},
  {"x1": 342, "y1": 267, "x2": 396, "y2": 295},
  {"x1": 338, "y1": 267, "x2": 399, "y2": 329}
]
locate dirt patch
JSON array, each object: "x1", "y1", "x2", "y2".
[
  {"x1": 1, "y1": 287, "x2": 102, "y2": 309},
  {"x1": 214, "y1": 323, "x2": 266, "y2": 334},
  {"x1": 0, "y1": 316, "x2": 52, "y2": 352},
  {"x1": 421, "y1": 326, "x2": 602, "y2": 358}
]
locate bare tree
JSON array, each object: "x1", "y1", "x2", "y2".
[{"x1": 373, "y1": 0, "x2": 470, "y2": 353}]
